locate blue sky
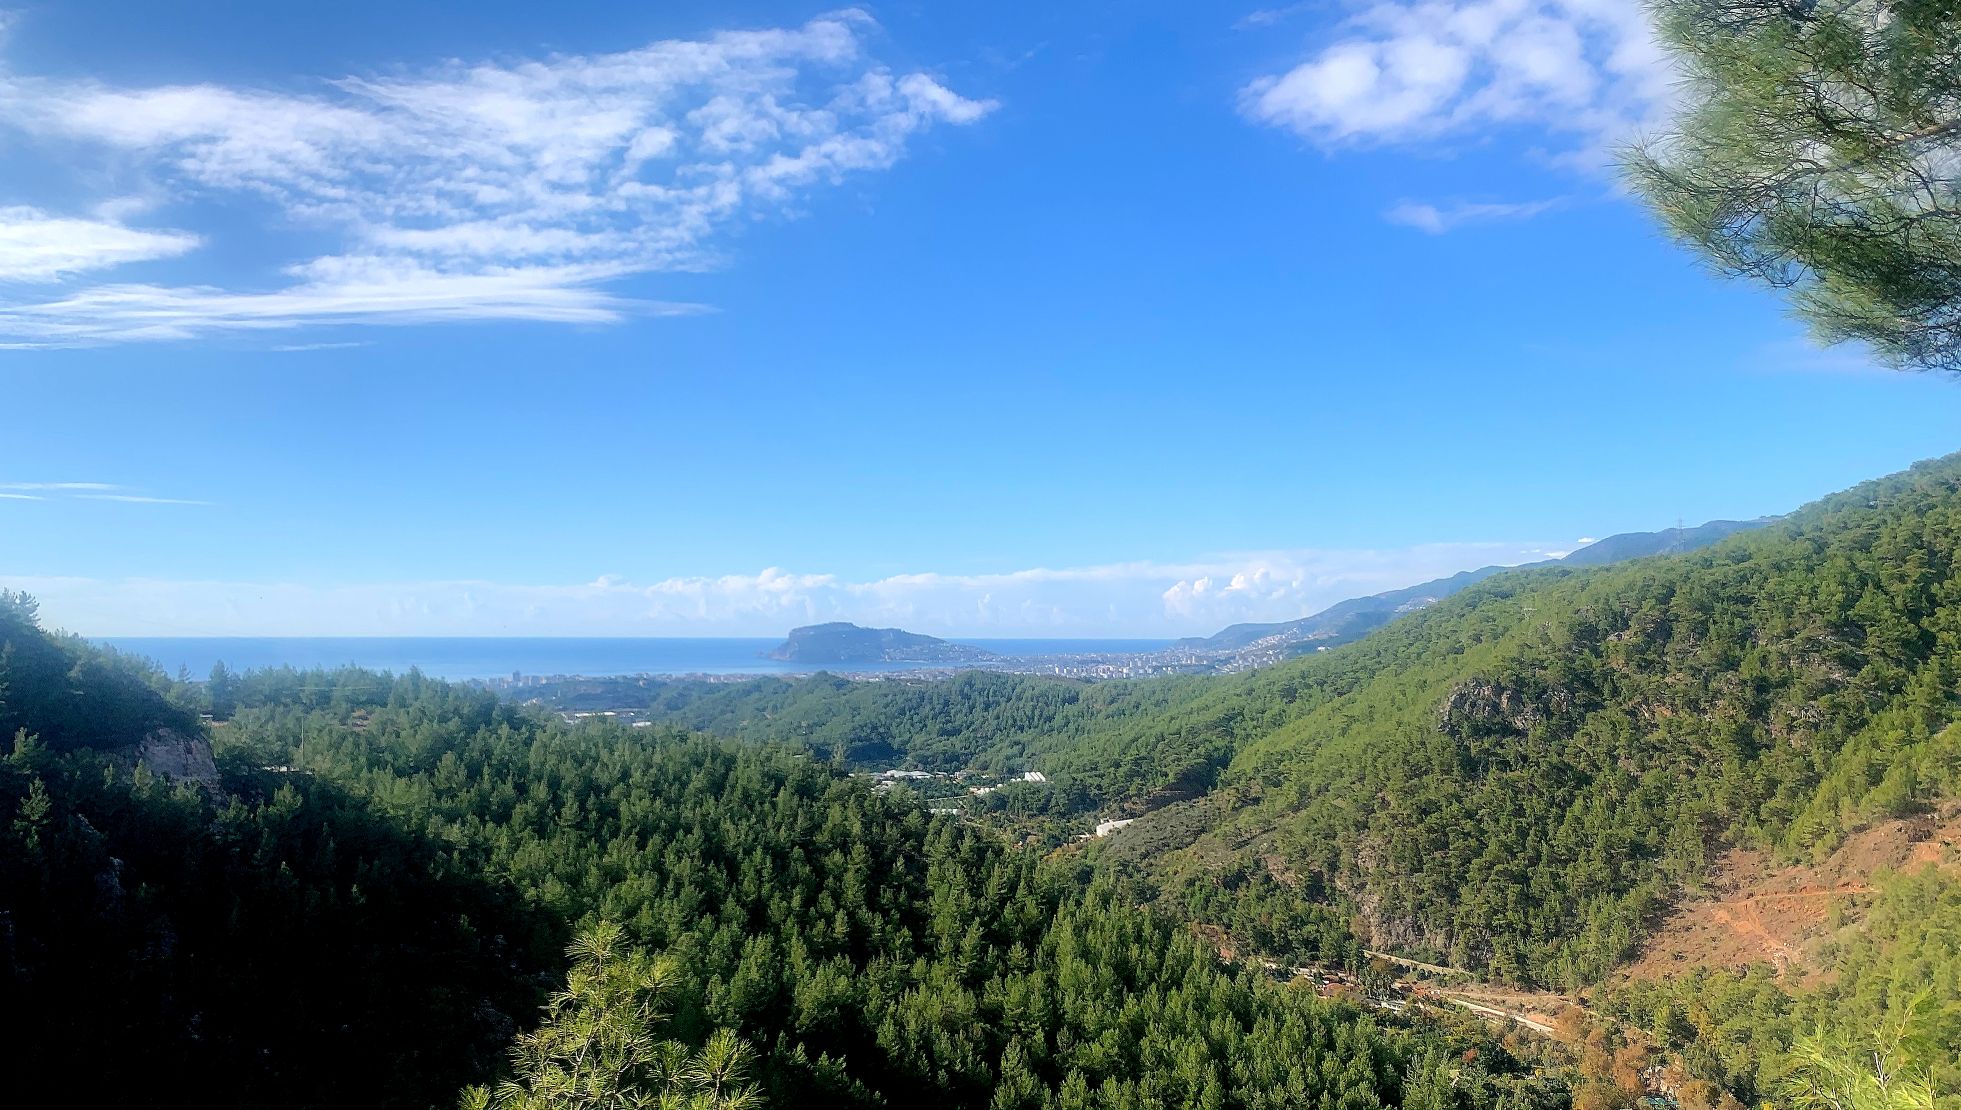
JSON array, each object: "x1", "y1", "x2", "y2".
[{"x1": 3, "y1": 0, "x2": 1959, "y2": 637}]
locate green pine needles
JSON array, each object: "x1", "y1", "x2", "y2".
[
  {"x1": 1628, "y1": 0, "x2": 1961, "y2": 372},
  {"x1": 462, "y1": 922, "x2": 763, "y2": 1110}
]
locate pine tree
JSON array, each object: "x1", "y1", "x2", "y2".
[
  {"x1": 462, "y1": 923, "x2": 763, "y2": 1110},
  {"x1": 1628, "y1": 0, "x2": 1961, "y2": 373}
]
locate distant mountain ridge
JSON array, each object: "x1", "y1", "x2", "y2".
[
  {"x1": 765, "y1": 622, "x2": 999, "y2": 664},
  {"x1": 1179, "y1": 517, "x2": 1776, "y2": 655},
  {"x1": 1556, "y1": 518, "x2": 1769, "y2": 565}
]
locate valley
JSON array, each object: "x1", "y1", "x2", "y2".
[
  {"x1": 9, "y1": 452, "x2": 1961, "y2": 1107},
  {"x1": 12, "y1": 1, "x2": 1961, "y2": 1105},
  {"x1": 618, "y1": 454, "x2": 1961, "y2": 1105}
]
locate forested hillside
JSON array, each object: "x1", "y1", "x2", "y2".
[
  {"x1": 12, "y1": 450, "x2": 1961, "y2": 1107},
  {"x1": 1607, "y1": 858, "x2": 1961, "y2": 1105},
  {"x1": 634, "y1": 455, "x2": 1961, "y2": 1105},
  {"x1": 1177, "y1": 452, "x2": 1961, "y2": 987},
  {"x1": 0, "y1": 590, "x2": 200, "y2": 751},
  {"x1": 655, "y1": 455, "x2": 1961, "y2": 987},
  {"x1": 642, "y1": 670, "x2": 1225, "y2": 803},
  {"x1": 1, "y1": 602, "x2": 1556, "y2": 1109}
]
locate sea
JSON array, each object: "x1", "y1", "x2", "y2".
[{"x1": 96, "y1": 637, "x2": 1174, "y2": 682}]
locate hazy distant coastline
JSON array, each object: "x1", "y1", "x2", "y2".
[{"x1": 96, "y1": 636, "x2": 1176, "y2": 682}]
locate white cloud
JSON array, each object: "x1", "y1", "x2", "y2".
[
  {"x1": 0, "y1": 481, "x2": 121, "y2": 490},
  {"x1": 269, "y1": 340, "x2": 369, "y2": 352},
  {"x1": 0, "y1": 11, "x2": 994, "y2": 344},
  {"x1": 1240, "y1": 0, "x2": 1672, "y2": 166},
  {"x1": 0, "y1": 206, "x2": 199, "y2": 281},
  {"x1": 1384, "y1": 196, "x2": 1563, "y2": 232},
  {"x1": 0, "y1": 482, "x2": 208, "y2": 504},
  {"x1": 1237, "y1": 4, "x2": 1318, "y2": 30},
  {"x1": 6, "y1": 541, "x2": 1565, "y2": 637},
  {"x1": 0, "y1": 262, "x2": 699, "y2": 344},
  {"x1": 76, "y1": 494, "x2": 211, "y2": 505}
]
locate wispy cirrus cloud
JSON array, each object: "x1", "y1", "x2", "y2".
[
  {"x1": 0, "y1": 481, "x2": 121, "y2": 491},
  {"x1": 1235, "y1": 3, "x2": 1318, "y2": 30},
  {"x1": 0, "y1": 262, "x2": 701, "y2": 344},
  {"x1": 0, "y1": 206, "x2": 200, "y2": 281},
  {"x1": 269, "y1": 340, "x2": 370, "y2": 353},
  {"x1": 1383, "y1": 196, "x2": 1563, "y2": 232},
  {"x1": 0, "y1": 11, "x2": 994, "y2": 346},
  {"x1": 1239, "y1": 0, "x2": 1672, "y2": 168},
  {"x1": 77, "y1": 493, "x2": 213, "y2": 505},
  {"x1": 0, "y1": 482, "x2": 209, "y2": 505},
  {"x1": 6, "y1": 541, "x2": 1565, "y2": 637}
]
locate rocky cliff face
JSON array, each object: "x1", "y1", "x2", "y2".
[
  {"x1": 1437, "y1": 676, "x2": 1580, "y2": 739},
  {"x1": 115, "y1": 727, "x2": 226, "y2": 801},
  {"x1": 1344, "y1": 837, "x2": 1493, "y2": 966}
]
